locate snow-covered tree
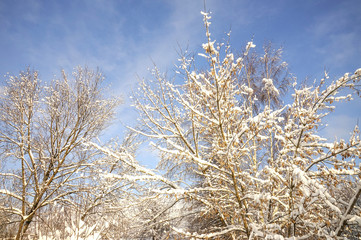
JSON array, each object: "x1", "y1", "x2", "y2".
[
  {"x1": 93, "y1": 11, "x2": 361, "y2": 239},
  {"x1": 0, "y1": 67, "x2": 119, "y2": 239},
  {"x1": 240, "y1": 41, "x2": 290, "y2": 111}
]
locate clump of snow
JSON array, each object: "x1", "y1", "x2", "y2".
[
  {"x1": 200, "y1": 11, "x2": 211, "y2": 19},
  {"x1": 241, "y1": 85, "x2": 254, "y2": 95},
  {"x1": 349, "y1": 215, "x2": 361, "y2": 226},
  {"x1": 244, "y1": 42, "x2": 256, "y2": 56},
  {"x1": 245, "y1": 41, "x2": 256, "y2": 51},
  {"x1": 354, "y1": 68, "x2": 361, "y2": 76},
  {"x1": 202, "y1": 41, "x2": 217, "y2": 55},
  {"x1": 262, "y1": 78, "x2": 280, "y2": 95}
]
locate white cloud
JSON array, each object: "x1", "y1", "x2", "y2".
[{"x1": 107, "y1": 1, "x2": 208, "y2": 90}]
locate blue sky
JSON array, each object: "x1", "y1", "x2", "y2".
[{"x1": 1, "y1": 0, "x2": 361, "y2": 145}]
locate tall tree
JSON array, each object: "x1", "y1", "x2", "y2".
[
  {"x1": 94, "y1": 11, "x2": 361, "y2": 239},
  {"x1": 0, "y1": 67, "x2": 119, "y2": 239},
  {"x1": 241, "y1": 41, "x2": 290, "y2": 111}
]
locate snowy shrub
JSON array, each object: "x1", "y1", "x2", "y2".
[{"x1": 92, "y1": 11, "x2": 361, "y2": 239}]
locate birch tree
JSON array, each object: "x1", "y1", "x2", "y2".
[
  {"x1": 241, "y1": 41, "x2": 290, "y2": 111},
  {"x1": 0, "y1": 67, "x2": 119, "y2": 239},
  {"x1": 93, "y1": 11, "x2": 361, "y2": 239}
]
